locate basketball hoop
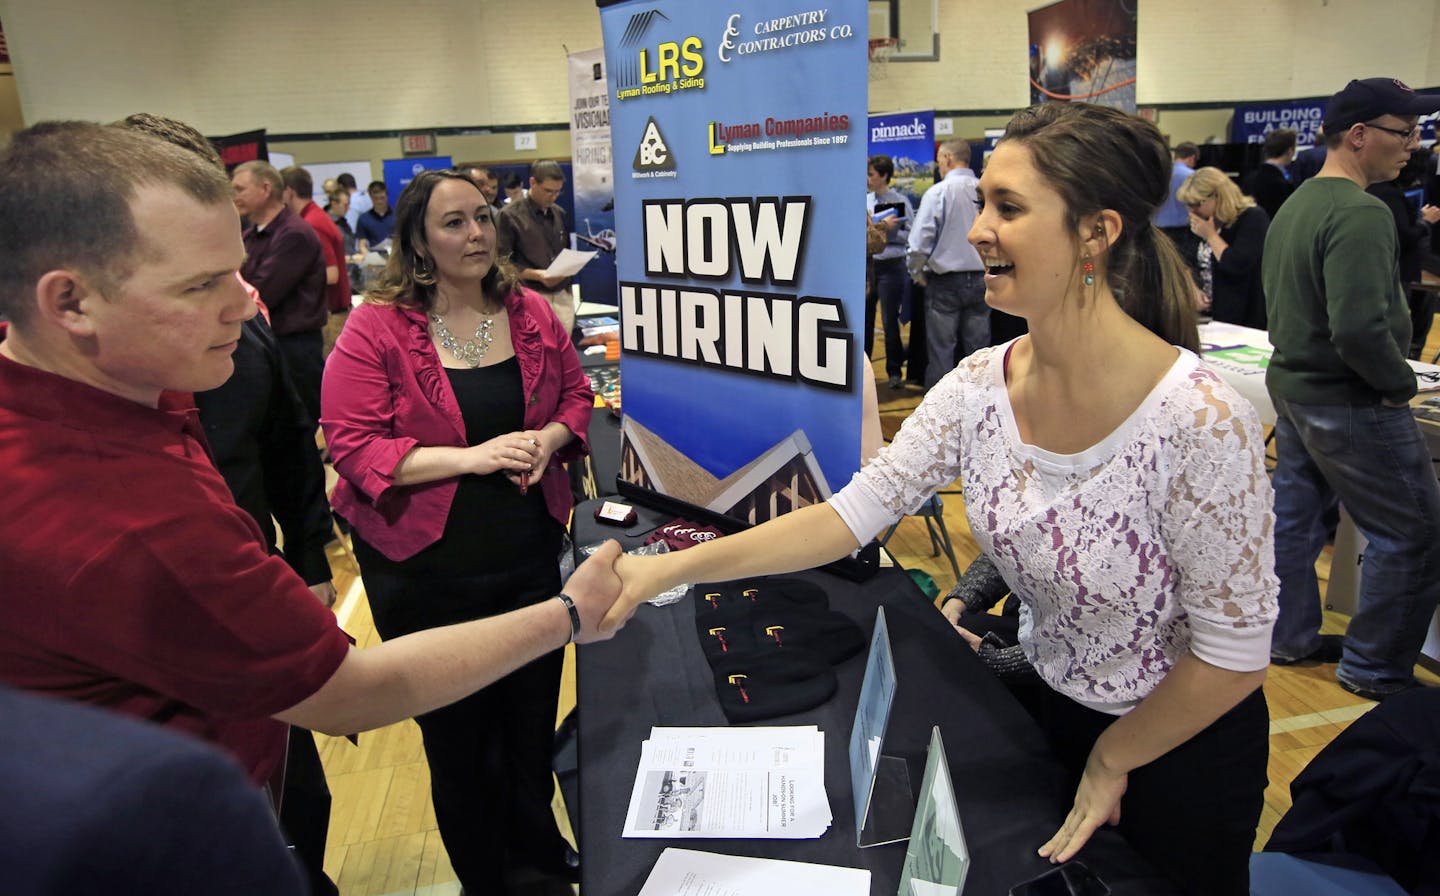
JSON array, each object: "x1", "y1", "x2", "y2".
[{"x1": 868, "y1": 38, "x2": 898, "y2": 80}]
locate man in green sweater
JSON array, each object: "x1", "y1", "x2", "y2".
[{"x1": 1263, "y1": 78, "x2": 1440, "y2": 700}]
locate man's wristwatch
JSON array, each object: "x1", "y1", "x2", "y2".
[{"x1": 556, "y1": 593, "x2": 582, "y2": 643}]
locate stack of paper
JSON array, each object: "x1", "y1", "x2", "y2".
[
  {"x1": 637, "y1": 848, "x2": 869, "y2": 896},
  {"x1": 623, "y1": 726, "x2": 831, "y2": 839}
]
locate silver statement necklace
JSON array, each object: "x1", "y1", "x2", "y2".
[{"x1": 430, "y1": 311, "x2": 495, "y2": 367}]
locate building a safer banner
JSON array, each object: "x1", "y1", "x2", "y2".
[
  {"x1": 598, "y1": 0, "x2": 868, "y2": 524},
  {"x1": 1229, "y1": 99, "x2": 1326, "y2": 147},
  {"x1": 1231, "y1": 96, "x2": 1440, "y2": 147}
]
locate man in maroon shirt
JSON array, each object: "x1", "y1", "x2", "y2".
[
  {"x1": 0, "y1": 121, "x2": 629, "y2": 814},
  {"x1": 232, "y1": 159, "x2": 327, "y2": 422},
  {"x1": 281, "y1": 164, "x2": 351, "y2": 315}
]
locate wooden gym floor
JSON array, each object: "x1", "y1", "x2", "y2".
[{"x1": 314, "y1": 320, "x2": 1440, "y2": 895}]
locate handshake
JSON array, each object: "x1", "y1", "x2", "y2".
[{"x1": 558, "y1": 540, "x2": 678, "y2": 644}]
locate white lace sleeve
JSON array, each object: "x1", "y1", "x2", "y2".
[
  {"x1": 829, "y1": 358, "x2": 979, "y2": 544},
  {"x1": 1161, "y1": 370, "x2": 1278, "y2": 672}
]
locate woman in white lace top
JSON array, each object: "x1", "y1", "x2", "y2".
[{"x1": 609, "y1": 103, "x2": 1277, "y2": 896}]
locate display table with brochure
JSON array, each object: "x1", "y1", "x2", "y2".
[{"x1": 571, "y1": 498, "x2": 1176, "y2": 896}]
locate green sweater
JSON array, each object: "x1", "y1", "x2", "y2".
[{"x1": 1262, "y1": 177, "x2": 1415, "y2": 405}]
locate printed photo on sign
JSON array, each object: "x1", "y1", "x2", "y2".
[{"x1": 1028, "y1": 0, "x2": 1137, "y2": 113}]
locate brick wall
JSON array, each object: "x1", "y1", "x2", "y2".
[{"x1": 3, "y1": 0, "x2": 1437, "y2": 139}]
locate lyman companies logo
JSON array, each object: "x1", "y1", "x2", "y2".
[
  {"x1": 708, "y1": 112, "x2": 851, "y2": 156},
  {"x1": 632, "y1": 117, "x2": 678, "y2": 180},
  {"x1": 613, "y1": 8, "x2": 707, "y2": 102},
  {"x1": 715, "y1": 8, "x2": 857, "y2": 63}
]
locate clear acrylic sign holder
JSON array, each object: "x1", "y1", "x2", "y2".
[{"x1": 848, "y1": 606, "x2": 914, "y2": 848}]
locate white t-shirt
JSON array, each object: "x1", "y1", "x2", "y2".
[{"x1": 830, "y1": 341, "x2": 1278, "y2": 713}]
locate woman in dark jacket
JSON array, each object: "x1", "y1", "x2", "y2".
[
  {"x1": 1178, "y1": 167, "x2": 1271, "y2": 329},
  {"x1": 1369, "y1": 149, "x2": 1440, "y2": 357}
]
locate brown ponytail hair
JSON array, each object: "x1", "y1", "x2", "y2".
[{"x1": 1000, "y1": 103, "x2": 1198, "y2": 352}]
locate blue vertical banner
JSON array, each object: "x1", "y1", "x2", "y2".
[
  {"x1": 867, "y1": 110, "x2": 934, "y2": 207},
  {"x1": 599, "y1": 0, "x2": 868, "y2": 524},
  {"x1": 568, "y1": 47, "x2": 619, "y2": 306}
]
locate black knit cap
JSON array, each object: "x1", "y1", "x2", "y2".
[
  {"x1": 749, "y1": 607, "x2": 866, "y2": 666},
  {"x1": 692, "y1": 577, "x2": 865, "y2": 722},
  {"x1": 1323, "y1": 78, "x2": 1440, "y2": 133},
  {"x1": 710, "y1": 651, "x2": 837, "y2": 723}
]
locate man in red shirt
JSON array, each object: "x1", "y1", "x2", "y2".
[
  {"x1": 0, "y1": 121, "x2": 629, "y2": 799},
  {"x1": 282, "y1": 164, "x2": 351, "y2": 315}
]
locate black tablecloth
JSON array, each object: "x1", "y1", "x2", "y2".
[{"x1": 571, "y1": 500, "x2": 1176, "y2": 896}]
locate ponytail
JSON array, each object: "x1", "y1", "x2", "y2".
[
  {"x1": 1112, "y1": 224, "x2": 1198, "y2": 353},
  {"x1": 1001, "y1": 103, "x2": 1201, "y2": 353}
]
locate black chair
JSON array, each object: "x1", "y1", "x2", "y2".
[{"x1": 1257, "y1": 687, "x2": 1440, "y2": 895}]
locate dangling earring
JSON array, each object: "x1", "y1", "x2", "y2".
[{"x1": 1086, "y1": 221, "x2": 1106, "y2": 287}]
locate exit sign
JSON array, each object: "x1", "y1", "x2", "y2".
[{"x1": 402, "y1": 133, "x2": 437, "y2": 155}]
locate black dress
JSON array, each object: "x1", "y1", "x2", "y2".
[
  {"x1": 353, "y1": 356, "x2": 571, "y2": 895},
  {"x1": 1204, "y1": 205, "x2": 1271, "y2": 330},
  {"x1": 1368, "y1": 180, "x2": 1433, "y2": 357}
]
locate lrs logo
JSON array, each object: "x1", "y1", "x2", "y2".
[
  {"x1": 633, "y1": 117, "x2": 676, "y2": 172},
  {"x1": 612, "y1": 8, "x2": 704, "y2": 92},
  {"x1": 640, "y1": 36, "x2": 703, "y2": 84}
]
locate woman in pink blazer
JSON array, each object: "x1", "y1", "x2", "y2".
[{"x1": 322, "y1": 170, "x2": 592, "y2": 895}]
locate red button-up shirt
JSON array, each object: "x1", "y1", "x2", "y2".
[{"x1": 0, "y1": 329, "x2": 351, "y2": 784}]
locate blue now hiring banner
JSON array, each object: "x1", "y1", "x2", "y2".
[
  {"x1": 599, "y1": 0, "x2": 868, "y2": 523},
  {"x1": 868, "y1": 110, "x2": 934, "y2": 207}
]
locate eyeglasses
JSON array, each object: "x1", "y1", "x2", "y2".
[{"x1": 1364, "y1": 121, "x2": 1421, "y2": 142}]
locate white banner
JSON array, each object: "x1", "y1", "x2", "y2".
[{"x1": 568, "y1": 47, "x2": 618, "y2": 305}]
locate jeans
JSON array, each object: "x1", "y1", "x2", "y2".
[
  {"x1": 865, "y1": 257, "x2": 909, "y2": 379},
  {"x1": 923, "y1": 270, "x2": 988, "y2": 388},
  {"x1": 1270, "y1": 396, "x2": 1440, "y2": 692}
]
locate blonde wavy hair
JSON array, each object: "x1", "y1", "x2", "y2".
[{"x1": 1176, "y1": 167, "x2": 1256, "y2": 228}]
